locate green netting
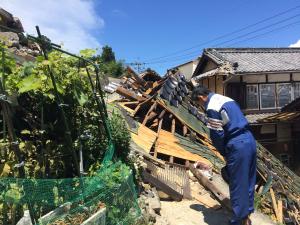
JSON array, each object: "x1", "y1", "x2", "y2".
[
  {"x1": 0, "y1": 38, "x2": 141, "y2": 224},
  {"x1": 0, "y1": 143, "x2": 141, "y2": 225}
]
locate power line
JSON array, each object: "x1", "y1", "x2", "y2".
[
  {"x1": 214, "y1": 13, "x2": 300, "y2": 47},
  {"x1": 145, "y1": 13, "x2": 300, "y2": 65},
  {"x1": 126, "y1": 62, "x2": 146, "y2": 73},
  {"x1": 145, "y1": 20, "x2": 300, "y2": 68},
  {"x1": 143, "y1": 4, "x2": 300, "y2": 63},
  {"x1": 227, "y1": 19, "x2": 300, "y2": 46}
]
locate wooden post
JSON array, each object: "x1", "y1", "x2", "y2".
[
  {"x1": 189, "y1": 165, "x2": 231, "y2": 211},
  {"x1": 185, "y1": 160, "x2": 190, "y2": 167},
  {"x1": 157, "y1": 119, "x2": 163, "y2": 133},
  {"x1": 158, "y1": 109, "x2": 166, "y2": 119},
  {"x1": 169, "y1": 156, "x2": 174, "y2": 163},
  {"x1": 154, "y1": 119, "x2": 163, "y2": 158},
  {"x1": 183, "y1": 125, "x2": 187, "y2": 136},
  {"x1": 171, "y1": 119, "x2": 176, "y2": 134}
]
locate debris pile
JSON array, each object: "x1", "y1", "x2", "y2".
[{"x1": 113, "y1": 70, "x2": 300, "y2": 224}]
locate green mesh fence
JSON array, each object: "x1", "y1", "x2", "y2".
[{"x1": 0, "y1": 142, "x2": 141, "y2": 225}]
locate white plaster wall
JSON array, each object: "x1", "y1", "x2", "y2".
[
  {"x1": 242, "y1": 74, "x2": 267, "y2": 83},
  {"x1": 268, "y1": 74, "x2": 290, "y2": 82},
  {"x1": 292, "y1": 73, "x2": 300, "y2": 81}
]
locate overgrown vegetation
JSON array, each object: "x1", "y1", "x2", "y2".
[{"x1": 0, "y1": 44, "x2": 136, "y2": 224}]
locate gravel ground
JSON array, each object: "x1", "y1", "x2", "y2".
[{"x1": 158, "y1": 199, "x2": 276, "y2": 225}]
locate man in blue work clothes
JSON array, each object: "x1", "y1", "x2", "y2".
[{"x1": 192, "y1": 85, "x2": 256, "y2": 225}]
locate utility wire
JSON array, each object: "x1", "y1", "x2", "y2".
[
  {"x1": 228, "y1": 20, "x2": 300, "y2": 47},
  {"x1": 146, "y1": 19, "x2": 300, "y2": 68},
  {"x1": 145, "y1": 13, "x2": 300, "y2": 65},
  {"x1": 214, "y1": 13, "x2": 300, "y2": 47},
  {"x1": 143, "y1": 5, "x2": 300, "y2": 63}
]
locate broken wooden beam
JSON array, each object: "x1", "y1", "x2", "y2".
[
  {"x1": 142, "y1": 170, "x2": 183, "y2": 201},
  {"x1": 116, "y1": 86, "x2": 146, "y2": 101},
  {"x1": 126, "y1": 67, "x2": 147, "y2": 86},
  {"x1": 189, "y1": 165, "x2": 231, "y2": 211},
  {"x1": 143, "y1": 102, "x2": 157, "y2": 125},
  {"x1": 158, "y1": 109, "x2": 166, "y2": 119}
]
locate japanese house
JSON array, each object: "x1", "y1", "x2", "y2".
[{"x1": 191, "y1": 48, "x2": 300, "y2": 173}]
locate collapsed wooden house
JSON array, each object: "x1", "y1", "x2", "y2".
[{"x1": 113, "y1": 68, "x2": 300, "y2": 224}]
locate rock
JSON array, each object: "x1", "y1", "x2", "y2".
[
  {"x1": 28, "y1": 42, "x2": 41, "y2": 52},
  {"x1": 0, "y1": 32, "x2": 19, "y2": 48},
  {"x1": 151, "y1": 188, "x2": 161, "y2": 213},
  {"x1": 148, "y1": 207, "x2": 157, "y2": 222},
  {"x1": 155, "y1": 215, "x2": 170, "y2": 225},
  {"x1": 142, "y1": 183, "x2": 152, "y2": 191},
  {"x1": 157, "y1": 190, "x2": 171, "y2": 200},
  {"x1": 16, "y1": 210, "x2": 32, "y2": 225}
]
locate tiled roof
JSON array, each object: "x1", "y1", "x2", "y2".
[
  {"x1": 258, "y1": 111, "x2": 300, "y2": 122},
  {"x1": 245, "y1": 113, "x2": 278, "y2": 124},
  {"x1": 282, "y1": 97, "x2": 300, "y2": 112},
  {"x1": 204, "y1": 48, "x2": 300, "y2": 73}
]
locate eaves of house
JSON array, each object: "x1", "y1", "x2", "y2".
[{"x1": 193, "y1": 47, "x2": 300, "y2": 79}]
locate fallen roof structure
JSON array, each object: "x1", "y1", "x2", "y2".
[{"x1": 114, "y1": 71, "x2": 300, "y2": 224}]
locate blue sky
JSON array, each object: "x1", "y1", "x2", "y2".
[{"x1": 2, "y1": 0, "x2": 300, "y2": 75}]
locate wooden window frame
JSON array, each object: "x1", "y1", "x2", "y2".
[
  {"x1": 276, "y1": 83, "x2": 292, "y2": 108},
  {"x1": 246, "y1": 84, "x2": 259, "y2": 110},
  {"x1": 259, "y1": 83, "x2": 276, "y2": 110}
]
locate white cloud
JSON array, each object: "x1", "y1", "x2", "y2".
[
  {"x1": 289, "y1": 40, "x2": 300, "y2": 47},
  {"x1": 0, "y1": 0, "x2": 104, "y2": 52}
]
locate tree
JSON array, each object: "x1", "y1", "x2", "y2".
[
  {"x1": 102, "y1": 61, "x2": 124, "y2": 78},
  {"x1": 101, "y1": 45, "x2": 116, "y2": 63}
]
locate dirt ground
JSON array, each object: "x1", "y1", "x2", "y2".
[
  {"x1": 157, "y1": 199, "x2": 276, "y2": 225},
  {"x1": 155, "y1": 172, "x2": 276, "y2": 225}
]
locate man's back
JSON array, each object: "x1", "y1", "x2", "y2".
[{"x1": 205, "y1": 93, "x2": 249, "y2": 141}]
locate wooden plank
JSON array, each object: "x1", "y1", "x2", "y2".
[
  {"x1": 142, "y1": 170, "x2": 183, "y2": 201},
  {"x1": 117, "y1": 102, "x2": 136, "y2": 116},
  {"x1": 131, "y1": 124, "x2": 157, "y2": 153},
  {"x1": 192, "y1": 191, "x2": 221, "y2": 209},
  {"x1": 270, "y1": 188, "x2": 279, "y2": 222},
  {"x1": 277, "y1": 199, "x2": 283, "y2": 224},
  {"x1": 189, "y1": 165, "x2": 231, "y2": 211},
  {"x1": 156, "y1": 130, "x2": 212, "y2": 166}
]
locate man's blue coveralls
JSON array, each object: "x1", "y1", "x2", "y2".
[{"x1": 204, "y1": 93, "x2": 256, "y2": 224}]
